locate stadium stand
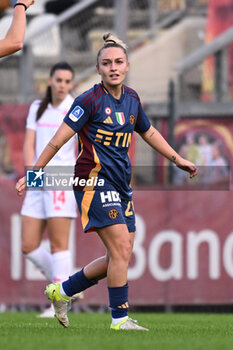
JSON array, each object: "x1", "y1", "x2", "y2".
[
  {"x1": 26, "y1": 14, "x2": 61, "y2": 57},
  {"x1": 26, "y1": 0, "x2": 47, "y2": 16}
]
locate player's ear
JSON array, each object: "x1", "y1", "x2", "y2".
[{"x1": 48, "y1": 77, "x2": 52, "y2": 86}]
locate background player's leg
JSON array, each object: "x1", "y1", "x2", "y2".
[
  {"x1": 45, "y1": 217, "x2": 83, "y2": 317},
  {"x1": 47, "y1": 217, "x2": 71, "y2": 283},
  {"x1": 22, "y1": 216, "x2": 53, "y2": 281}
]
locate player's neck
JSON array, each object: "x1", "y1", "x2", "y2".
[
  {"x1": 52, "y1": 96, "x2": 64, "y2": 108},
  {"x1": 105, "y1": 84, "x2": 123, "y2": 100}
]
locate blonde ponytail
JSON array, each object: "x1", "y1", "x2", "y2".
[
  {"x1": 97, "y1": 32, "x2": 128, "y2": 65},
  {"x1": 102, "y1": 32, "x2": 127, "y2": 50}
]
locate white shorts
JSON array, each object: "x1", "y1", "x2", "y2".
[{"x1": 21, "y1": 190, "x2": 77, "y2": 219}]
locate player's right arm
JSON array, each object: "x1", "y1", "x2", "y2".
[
  {"x1": 16, "y1": 122, "x2": 76, "y2": 195},
  {"x1": 0, "y1": 0, "x2": 34, "y2": 58}
]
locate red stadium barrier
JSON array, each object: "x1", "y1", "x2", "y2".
[{"x1": 1, "y1": 180, "x2": 233, "y2": 306}]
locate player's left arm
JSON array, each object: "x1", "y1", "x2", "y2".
[
  {"x1": 16, "y1": 122, "x2": 75, "y2": 195},
  {"x1": 140, "y1": 125, "x2": 198, "y2": 178}
]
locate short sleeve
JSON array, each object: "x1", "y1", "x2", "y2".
[
  {"x1": 26, "y1": 100, "x2": 40, "y2": 130},
  {"x1": 63, "y1": 97, "x2": 90, "y2": 132},
  {"x1": 134, "y1": 102, "x2": 151, "y2": 133}
]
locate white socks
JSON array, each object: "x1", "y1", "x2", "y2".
[
  {"x1": 25, "y1": 246, "x2": 53, "y2": 281},
  {"x1": 112, "y1": 316, "x2": 128, "y2": 326},
  {"x1": 59, "y1": 283, "x2": 68, "y2": 297},
  {"x1": 25, "y1": 248, "x2": 71, "y2": 283},
  {"x1": 52, "y1": 250, "x2": 71, "y2": 283}
]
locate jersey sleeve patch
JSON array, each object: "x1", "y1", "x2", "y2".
[{"x1": 69, "y1": 106, "x2": 84, "y2": 122}]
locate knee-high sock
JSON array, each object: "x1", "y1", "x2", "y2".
[
  {"x1": 108, "y1": 284, "x2": 129, "y2": 319},
  {"x1": 62, "y1": 268, "x2": 98, "y2": 296},
  {"x1": 52, "y1": 250, "x2": 71, "y2": 283},
  {"x1": 24, "y1": 246, "x2": 53, "y2": 281}
]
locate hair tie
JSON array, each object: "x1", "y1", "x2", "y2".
[{"x1": 14, "y1": 3, "x2": 27, "y2": 11}]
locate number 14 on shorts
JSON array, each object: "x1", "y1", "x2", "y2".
[{"x1": 53, "y1": 191, "x2": 66, "y2": 210}]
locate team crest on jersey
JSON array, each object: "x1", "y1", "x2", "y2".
[
  {"x1": 115, "y1": 112, "x2": 125, "y2": 125},
  {"x1": 105, "y1": 107, "x2": 112, "y2": 115},
  {"x1": 69, "y1": 106, "x2": 84, "y2": 122},
  {"x1": 108, "y1": 208, "x2": 119, "y2": 219},
  {"x1": 129, "y1": 114, "x2": 135, "y2": 125}
]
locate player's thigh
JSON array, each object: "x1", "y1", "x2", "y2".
[
  {"x1": 21, "y1": 216, "x2": 46, "y2": 253},
  {"x1": 21, "y1": 190, "x2": 46, "y2": 219},
  {"x1": 129, "y1": 231, "x2": 135, "y2": 256},
  {"x1": 47, "y1": 217, "x2": 72, "y2": 253}
]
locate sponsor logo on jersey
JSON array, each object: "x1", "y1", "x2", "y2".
[
  {"x1": 105, "y1": 107, "x2": 112, "y2": 115},
  {"x1": 129, "y1": 114, "x2": 135, "y2": 125},
  {"x1": 26, "y1": 168, "x2": 44, "y2": 188},
  {"x1": 103, "y1": 116, "x2": 113, "y2": 124},
  {"x1": 115, "y1": 112, "x2": 125, "y2": 125},
  {"x1": 94, "y1": 128, "x2": 132, "y2": 147},
  {"x1": 100, "y1": 191, "x2": 121, "y2": 203},
  {"x1": 108, "y1": 208, "x2": 119, "y2": 219},
  {"x1": 69, "y1": 106, "x2": 84, "y2": 122},
  {"x1": 95, "y1": 129, "x2": 114, "y2": 146}
]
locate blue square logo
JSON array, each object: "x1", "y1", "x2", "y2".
[
  {"x1": 69, "y1": 105, "x2": 84, "y2": 122},
  {"x1": 26, "y1": 169, "x2": 44, "y2": 188}
]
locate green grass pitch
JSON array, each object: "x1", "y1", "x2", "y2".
[{"x1": 1, "y1": 312, "x2": 233, "y2": 350}]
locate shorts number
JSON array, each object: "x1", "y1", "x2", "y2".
[
  {"x1": 125, "y1": 201, "x2": 134, "y2": 216},
  {"x1": 53, "y1": 191, "x2": 66, "y2": 205}
]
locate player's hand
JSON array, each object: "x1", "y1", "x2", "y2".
[
  {"x1": 176, "y1": 158, "x2": 198, "y2": 179},
  {"x1": 16, "y1": 176, "x2": 26, "y2": 196},
  {"x1": 16, "y1": 0, "x2": 35, "y2": 9}
]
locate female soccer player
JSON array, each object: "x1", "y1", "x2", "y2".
[
  {"x1": 0, "y1": 0, "x2": 34, "y2": 58},
  {"x1": 21, "y1": 62, "x2": 82, "y2": 318},
  {"x1": 16, "y1": 33, "x2": 198, "y2": 330}
]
